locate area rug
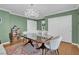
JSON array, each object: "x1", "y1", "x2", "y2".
[{"x1": 6, "y1": 44, "x2": 55, "y2": 55}]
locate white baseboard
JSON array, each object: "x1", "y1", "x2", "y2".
[
  {"x1": 72, "y1": 43, "x2": 79, "y2": 48},
  {"x1": 1, "y1": 41, "x2": 10, "y2": 45},
  {"x1": 62, "y1": 41, "x2": 79, "y2": 48}
]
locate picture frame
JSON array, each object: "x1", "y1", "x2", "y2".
[{"x1": 0, "y1": 17, "x2": 2, "y2": 24}]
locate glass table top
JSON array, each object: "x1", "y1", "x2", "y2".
[{"x1": 22, "y1": 33, "x2": 52, "y2": 42}]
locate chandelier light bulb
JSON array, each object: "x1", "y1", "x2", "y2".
[{"x1": 25, "y1": 5, "x2": 40, "y2": 19}]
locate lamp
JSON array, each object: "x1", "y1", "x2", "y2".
[{"x1": 25, "y1": 4, "x2": 40, "y2": 19}]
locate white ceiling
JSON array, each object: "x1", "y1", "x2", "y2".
[{"x1": 0, "y1": 4, "x2": 79, "y2": 19}]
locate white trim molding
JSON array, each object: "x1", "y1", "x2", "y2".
[
  {"x1": 0, "y1": 8, "x2": 27, "y2": 18},
  {"x1": 72, "y1": 43, "x2": 79, "y2": 48},
  {"x1": 63, "y1": 41, "x2": 79, "y2": 48}
]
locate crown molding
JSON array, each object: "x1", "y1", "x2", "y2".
[
  {"x1": 45, "y1": 8, "x2": 78, "y2": 18},
  {"x1": 0, "y1": 8, "x2": 27, "y2": 18},
  {"x1": 0, "y1": 7, "x2": 78, "y2": 20},
  {"x1": 0, "y1": 8, "x2": 10, "y2": 13},
  {"x1": 0, "y1": 8, "x2": 41, "y2": 20}
]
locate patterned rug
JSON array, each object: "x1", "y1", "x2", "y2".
[{"x1": 6, "y1": 44, "x2": 55, "y2": 55}]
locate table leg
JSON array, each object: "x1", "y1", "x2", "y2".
[
  {"x1": 24, "y1": 40, "x2": 34, "y2": 47},
  {"x1": 29, "y1": 40, "x2": 34, "y2": 47},
  {"x1": 36, "y1": 43, "x2": 47, "y2": 55}
]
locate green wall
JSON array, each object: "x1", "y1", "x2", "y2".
[
  {"x1": 37, "y1": 9, "x2": 79, "y2": 44},
  {"x1": 72, "y1": 14, "x2": 79, "y2": 44},
  {"x1": 37, "y1": 10, "x2": 79, "y2": 31},
  {"x1": 0, "y1": 10, "x2": 27, "y2": 43},
  {"x1": 0, "y1": 9, "x2": 79, "y2": 44},
  {"x1": 37, "y1": 20, "x2": 41, "y2": 30},
  {"x1": 45, "y1": 18, "x2": 48, "y2": 31},
  {"x1": 9, "y1": 14, "x2": 27, "y2": 32},
  {"x1": 77, "y1": 14, "x2": 79, "y2": 44},
  {"x1": 0, "y1": 10, "x2": 10, "y2": 43},
  {"x1": 37, "y1": 19, "x2": 48, "y2": 31}
]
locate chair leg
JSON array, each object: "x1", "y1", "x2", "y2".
[
  {"x1": 42, "y1": 49, "x2": 46, "y2": 55},
  {"x1": 56, "y1": 49, "x2": 59, "y2": 55},
  {"x1": 45, "y1": 49, "x2": 50, "y2": 55},
  {"x1": 42, "y1": 49, "x2": 44, "y2": 55},
  {"x1": 45, "y1": 49, "x2": 47, "y2": 55},
  {"x1": 57, "y1": 49, "x2": 59, "y2": 55},
  {"x1": 55, "y1": 50, "x2": 57, "y2": 55}
]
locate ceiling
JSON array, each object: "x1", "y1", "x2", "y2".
[{"x1": 0, "y1": 4, "x2": 79, "y2": 19}]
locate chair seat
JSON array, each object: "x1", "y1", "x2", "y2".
[
  {"x1": 44, "y1": 44, "x2": 50, "y2": 49},
  {"x1": 44, "y1": 44, "x2": 56, "y2": 50},
  {"x1": 44, "y1": 36, "x2": 62, "y2": 51},
  {"x1": 0, "y1": 44, "x2": 6, "y2": 55}
]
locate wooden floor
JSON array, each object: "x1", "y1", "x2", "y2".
[
  {"x1": 4, "y1": 40, "x2": 79, "y2": 55},
  {"x1": 59, "y1": 42, "x2": 79, "y2": 55}
]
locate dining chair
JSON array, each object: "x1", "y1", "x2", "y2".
[
  {"x1": 36, "y1": 36, "x2": 53, "y2": 55},
  {"x1": 44, "y1": 36, "x2": 62, "y2": 55},
  {"x1": 36, "y1": 30, "x2": 42, "y2": 36},
  {"x1": 22, "y1": 31, "x2": 27, "y2": 36},
  {"x1": 0, "y1": 44, "x2": 6, "y2": 55}
]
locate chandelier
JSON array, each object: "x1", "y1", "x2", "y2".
[{"x1": 25, "y1": 4, "x2": 40, "y2": 19}]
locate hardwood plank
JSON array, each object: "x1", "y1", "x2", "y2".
[{"x1": 59, "y1": 41, "x2": 79, "y2": 55}]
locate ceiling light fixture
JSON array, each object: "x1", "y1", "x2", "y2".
[{"x1": 25, "y1": 4, "x2": 40, "y2": 19}]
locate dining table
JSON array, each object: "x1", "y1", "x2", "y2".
[{"x1": 22, "y1": 33, "x2": 53, "y2": 55}]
